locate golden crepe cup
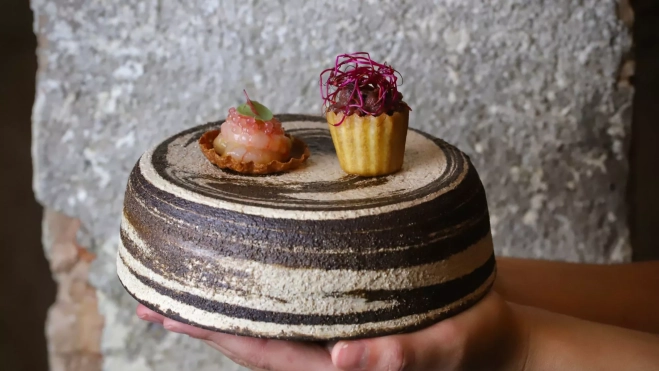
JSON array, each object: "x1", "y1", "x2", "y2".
[{"x1": 326, "y1": 110, "x2": 409, "y2": 176}]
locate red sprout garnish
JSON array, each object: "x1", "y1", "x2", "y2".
[
  {"x1": 243, "y1": 89, "x2": 258, "y2": 116},
  {"x1": 319, "y1": 52, "x2": 410, "y2": 126}
]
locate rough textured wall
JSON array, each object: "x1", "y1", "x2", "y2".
[{"x1": 31, "y1": 0, "x2": 632, "y2": 370}]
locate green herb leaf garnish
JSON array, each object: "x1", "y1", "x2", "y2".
[{"x1": 237, "y1": 90, "x2": 273, "y2": 121}]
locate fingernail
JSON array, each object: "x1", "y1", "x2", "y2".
[
  {"x1": 336, "y1": 341, "x2": 368, "y2": 370},
  {"x1": 326, "y1": 340, "x2": 338, "y2": 353}
]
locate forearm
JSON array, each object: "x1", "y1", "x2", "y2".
[
  {"x1": 494, "y1": 257, "x2": 659, "y2": 333},
  {"x1": 514, "y1": 303, "x2": 659, "y2": 371}
]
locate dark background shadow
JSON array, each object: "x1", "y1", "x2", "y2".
[
  {"x1": 0, "y1": 0, "x2": 56, "y2": 370},
  {"x1": 630, "y1": 0, "x2": 659, "y2": 261}
]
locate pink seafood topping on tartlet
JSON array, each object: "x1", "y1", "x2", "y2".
[{"x1": 213, "y1": 106, "x2": 292, "y2": 164}]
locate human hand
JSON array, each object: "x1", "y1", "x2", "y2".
[{"x1": 136, "y1": 292, "x2": 528, "y2": 371}]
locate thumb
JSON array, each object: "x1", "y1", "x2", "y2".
[
  {"x1": 330, "y1": 293, "x2": 522, "y2": 371},
  {"x1": 331, "y1": 319, "x2": 462, "y2": 371}
]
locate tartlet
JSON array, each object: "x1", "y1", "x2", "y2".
[
  {"x1": 320, "y1": 52, "x2": 412, "y2": 176},
  {"x1": 199, "y1": 92, "x2": 309, "y2": 175},
  {"x1": 199, "y1": 130, "x2": 309, "y2": 175}
]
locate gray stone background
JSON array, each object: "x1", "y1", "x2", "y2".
[{"x1": 31, "y1": 0, "x2": 632, "y2": 370}]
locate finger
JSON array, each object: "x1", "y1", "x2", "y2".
[
  {"x1": 161, "y1": 318, "x2": 336, "y2": 371},
  {"x1": 162, "y1": 318, "x2": 215, "y2": 338},
  {"x1": 205, "y1": 332, "x2": 336, "y2": 371},
  {"x1": 136, "y1": 304, "x2": 166, "y2": 324},
  {"x1": 331, "y1": 324, "x2": 452, "y2": 371},
  {"x1": 332, "y1": 293, "x2": 507, "y2": 371},
  {"x1": 203, "y1": 340, "x2": 269, "y2": 371}
]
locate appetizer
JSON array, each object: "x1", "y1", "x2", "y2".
[
  {"x1": 199, "y1": 91, "x2": 309, "y2": 175},
  {"x1": 320, "y1": 52, "x2": 412, "y2": 176}
]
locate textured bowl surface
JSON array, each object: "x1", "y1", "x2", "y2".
[{"x1": 117, "y1": 114, "x2": 496, "y2": 341}]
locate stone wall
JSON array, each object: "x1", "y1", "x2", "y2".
[
  {"x1": 43, "y1": 210, "x2": 103, "y2": 371},
  {"x1": 32, "y1": 1, "x2": 632, "y2": 370}
]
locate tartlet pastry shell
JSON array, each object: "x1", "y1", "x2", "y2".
[{"x1": 199, "y1": 130, "x2": 310, "y2": 175}]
